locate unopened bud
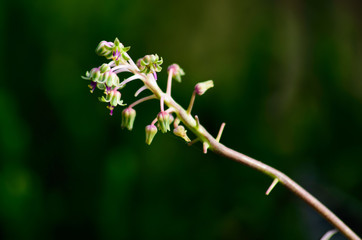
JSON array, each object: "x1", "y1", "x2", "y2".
[
  {"x1": 121, "y1": 108, "x2": 136, "y2": 131},
  {"x1": 173, "y1": 125, "x2": 191, "y2": 142},
  {"x1": 103, "y1": 71, "x2": 120, "y2": 88},
  {"x1": 99, "y1": 63, "x2": 111, "y2": 73},
  {"x1": 112, "y1": 38, "x2": 131, "y2": 65},
  {"x1": 167, "y1": 64, "x2": 185, "y2": 82},
  {"x1": 90, "y1": 68, "x2": 101, "y2": 82},
  {"x1": 95, "y1": 41, "x2": 114, "y2": 59},
  {"x1": 157, "y1": 111, "x2": 172, "y2": 133},
  {"x1": 194, "y1": 80, "x2": 214, "y2": 95},
  {"x1": 145, "y1": 124, "x2": 158, "y2": 145},
  {"x1": 110, "y1": 90, "x2": 121, "y2": 107},
  {"x1": 100, "y1": 89, "x2": 125, "y2": 107}
]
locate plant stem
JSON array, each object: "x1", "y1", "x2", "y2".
[
  {"x1": 210, "y1": 141, "x2": 360, "y2": 240},
  {"x1": 128, "y1": 95, "x2": 156, "y2": 109},
  {"x1": 187, "y1": 91, "x2": 196, "y2": 115},
  {"x1": 144, "y1": 79, "x2": 361, "y2": 240},
  {"x1": 166, "y1": 69, "x2": 173, "y2": 96}
]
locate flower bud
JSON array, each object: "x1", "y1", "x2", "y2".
[
  {"x1": 95, "y1": 41, "x2": 114, "y2": 58},
  {"x1": 157, "y1": 111, "x2": 171, "y2": 133},
  {"x1": 100, "y1": 89, "x2": 124, "y2": 107},
  {"x1": 194, "y1": 80, "x2": 214, "y2": 95},
  {"x1": 96, "y1": 82, "x2": 106, "y2": 91},
  {"x1": 100, "y1": 63, "x2": 111, "y2": 73},
  {"x1": 103, "y1": 71, "x2": 120, "y2": 88},
  {"x1": 90, "y1": 68, "x2": 101, "y2": 82},
  {"x1": 112, "y1": 39, "x2": 131, "y2": 65},
  {"x1": 121, "y1": 108, "x2": 136, "y2": 131},
  {"x1": 173, "y1": 125, "x2": 191, "y2": 142},
  {"x1": 137, "y1": 54, "x2": 163, "y2": 74},
  {"x1": 145, "y1": 124, "x2": 158, "y2": 145},
  {"x1": 167, "y1": 64, "x2": 185, "y2": 82},
  {"x1": 110, "y1": 90, "x2": 121, "y2": 107}
]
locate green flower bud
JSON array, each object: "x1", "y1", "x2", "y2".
[
  {"x1": 157, "y1": 111, "x2": 172, "y2": 133},
  {"x1": 173, "y1": 125, "x2": 191, "y2": 142},
  {"x1": 195, "y1": 80, "x2": 214, "y2": 95},
  {"x1": 100, "y1": 89, "x2": 125, "y2": 108},
  {"x1": 110, "y1": 90, "x2": 121, "y2": 107},
  {"x1": 90, "y1": 68, "x2": 102, "y2": 82},
  {"x1": 145, "y1": 124, "x2": 158, "y2": 145},
  {"x1": 121, "y1": 108, "x2": 136, "y2": 131},
  {"x1": 95, "y1": 41, "x2": 114, "y2": 59},
  {"x1": 136, "y1": 54, "x2": 163, "y2": 75},
  {"x1": 103, "y1": 71, "x2": 120, "y2": 88},
  {"x1": 96, "y1": 82, "x2": 106, "y2": 91},
  {"x1": 167, "y1": 64, "x2": 185, "y2": 82},
  {"x1": 100, "y1": 63, "x2": 111, "y2": 73}
]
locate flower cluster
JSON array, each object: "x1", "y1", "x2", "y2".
[{"x1": 83, "y1": 38, "x2": 214, "y2": 145}]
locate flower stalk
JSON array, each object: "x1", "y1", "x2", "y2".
[{"x1": 83, "y1": 38, "x2": 361, "y2": 240}]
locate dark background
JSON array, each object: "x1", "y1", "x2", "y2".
[{"x1": 1, "y1": 0, "x2": 361, "y2": 239}]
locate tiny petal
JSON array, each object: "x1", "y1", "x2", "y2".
[
  {"x1": 114, "y1": 38, "x2": 123, "y2": 47},
  {"x1": 81, "y1": 71, "x2": 91, "y2": 80},
  {"x1": 99, "y1": 96, "x2": 108, "y2": 102},
  {"x1": 97, "y1": 82, "x2": 106, "y2": 90}
]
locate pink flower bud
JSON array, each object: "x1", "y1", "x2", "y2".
[
  {"x1": 195, "y1": 80, "x2": 214, "y2": 95},
  {"x1": 145, "y1": 124, "x2": 158, "y2": 145}
]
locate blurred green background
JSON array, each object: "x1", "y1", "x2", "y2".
[{"x1": 1, "y1": 0, "x2": 362, "y2": 239}]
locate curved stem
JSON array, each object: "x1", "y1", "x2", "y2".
[
  {"x1": 134, "y1": 85, "x2": 149, "y2": 97},
  {"x1": 143, "y1": 80, "x2": 361, "y2": 240},
  {"x1": 210, "y1": 141, "x2": 360, "y2": 240},
  {"x1": 128, "y1": 95, "x2": 156, "y2": 109}
]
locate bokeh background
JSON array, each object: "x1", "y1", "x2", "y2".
[{"x1": 1, "y1": 0, "x2": 362, "y2": 239}]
